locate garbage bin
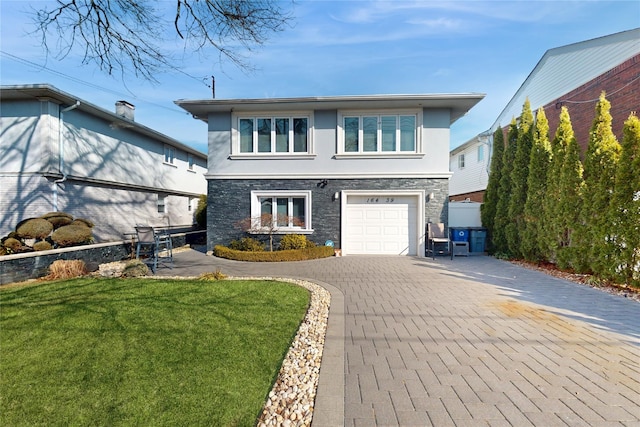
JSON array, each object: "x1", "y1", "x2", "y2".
[
  {"x1": 470, "y1": 229, "x2": 487, "y2": 252},
  {"x1": 450, "y1": 228, "x2": 469, "y2": 242}
]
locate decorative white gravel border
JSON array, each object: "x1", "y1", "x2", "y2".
[{"x1": 244, "y1": 277, "x2": 330, "y2": 427}]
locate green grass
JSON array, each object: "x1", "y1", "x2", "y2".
[{"x1": 0, "y1": 278, "x2": 310, "y2": 426}]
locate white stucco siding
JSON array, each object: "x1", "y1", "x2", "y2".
[
  {"x1": 0, "y1": 175, "x2": 53, "y2": 237},
  {"x1": 61, "y1": 109, "x2": 205, "y2": 195},
  {"x1": 0, "y1": 100, "x2": 59, "y2": 174},
  {"x1": 206, "y1": 108, "x2": 453, "y2": 179}
]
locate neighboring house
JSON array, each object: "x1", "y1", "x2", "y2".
[
  {"x1": 0, "y1": 84, "x2": 207, "y2": 242},
  {"x1": 176, "y1": 93, "x2": 484, "y2": 256},
  {"x1": 449, "y1": 27, "x2": 639, "y2": 202},
  {"x1": 448, "y1": 132, "x2": 490, "y2": 202}
]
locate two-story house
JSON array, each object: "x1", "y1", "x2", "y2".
[
  {"x1": 177, "y1": 94, "x2": 484, "y2": 256},
  {"x1": 1, "y1": 84, "x2": 207, "y2": 242}
]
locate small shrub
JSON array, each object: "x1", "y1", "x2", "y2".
[
  {"x1": 33, "y1": 241, "x2": 53, "y2": 251},
  {"x1": 47, "y1": 260, "x2": 88, "y2": 280},
  {"x1": 198, "y1": 269, "x2": 227, "y2": 281},
  {"x1": 16, "y1": 218, "x2": 54, "y2": 239},
  {"x1": 2, "y1": 237, "x2": 22, "y2": 252},
  {"x1": 51, "y1": 224, "x2": 93, "y2": 247},
  {"x1": 279, "y1": 234, "x2": 311, "y2": 250},
  {"x1": 228, "y1": 237, "x2": 265, "y2": 252},
  {"x1": 121, "y1": 259, "x2": 149, "y2": 277},
  {"x1": 72, "y1": 218, "x2": 95, "y2": 228},
  {"x1": 41, "y1": 212, "x2": 74, "y2": 228}
]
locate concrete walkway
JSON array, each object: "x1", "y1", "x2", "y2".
[{"x1": 157, "y1": 249, "x2": 640, "y2": 426}]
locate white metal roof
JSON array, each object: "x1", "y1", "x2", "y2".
[{"x1": 491, "y1": 28, "x2": 640, "y2": 131}]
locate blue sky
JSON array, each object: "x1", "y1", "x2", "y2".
[{"x1": 1, "y1": 1, "x2": 639, "y2": 153}]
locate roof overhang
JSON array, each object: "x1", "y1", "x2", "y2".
[
  {"x1": 175, "y1": 93, "x2": 485, "y2": 125},
  {"x1": 1, "y1": 84, "x2": 207, "y2": 158}
]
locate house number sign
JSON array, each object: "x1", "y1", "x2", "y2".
[{"x1": 365, "y1": 197, "x2": 395, "y2": 203}]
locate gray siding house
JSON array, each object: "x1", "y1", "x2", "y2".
[
  {"x1": 176, "y1": 94, "x2": 484, "y2": 256},
  {"x1": 1, "y1": 84, "x2": 207, "y2": 242}
]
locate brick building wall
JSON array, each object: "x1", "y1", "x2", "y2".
[
  {"x1": 450, "y1": 190, "x2": 486, "y2": 203},
  {"x1": 543, "y1": 54, "x2": 639, "y2": 155}
]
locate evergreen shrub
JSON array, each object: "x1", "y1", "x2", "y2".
[
  {"x1": 33, "y1": 241, "x2": 53, "y2": 251},
  {"x1": 279, "y1": 234, "x2": 313, "y2": 250},
  {"x1": 41, "y1": 212, "x2": 74, "y2": 228},
  {"x1": 214, "y1": 245, "x2": 334, "y2": 262},
  {"x1": 228, "y1": 237, "x2": 265, "y2": 252},
  {"x1": 51, "y1": 224, "x2": 93, "y2": 247},
  {"x1": 16, "y1": 218, "x2": 54, "y2": 239},
  {"x1": 121, "y1": 259, "x2": 150, "y2": 277}
]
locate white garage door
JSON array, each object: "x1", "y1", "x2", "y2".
[{"x1": 345, "y1": 195, "x2": 417, "y2": 255}]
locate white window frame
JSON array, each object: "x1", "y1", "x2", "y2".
[
  {"x1": 336, "y1": 110, "x2": 423, "y2": 158},
  {"x1": 164, "y1": 145, "x2": 176, "y2": 165},
  {"x1": 477, "y1": 145, "x2": 484, "y2": 162},
  {"x1": 231, "y1": 112, "x2": 314, "y2": 159},
  {"x1": 250, "y1": 190, "x2": 313, "y2": 234},
  {"x1": 458, "y1": 154, "x2": 465, "y2": 169},
  {"x1": 157, "y1": 194, "x2": 167, "y2": 214}
]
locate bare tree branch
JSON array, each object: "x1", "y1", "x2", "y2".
[{"x1": 31, "y1": 0, "x2": 293, "y2": 82}]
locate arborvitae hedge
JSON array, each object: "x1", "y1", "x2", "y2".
[
  {"x1": 480, "y1": 127, "x2": 504, "y2": 254},
  {"x1": 492, "y1": 119, "x2": 518, "y2": 255},
  {"x1": 609, "y1": 113, "x2": 640, "y2": 286},
  {"x1": 506, "y1": 99, "x2": 534, "y2": 258},
  {"x1": 575, "y1": 93, "x2": 621, "y2": 274},
  {"x1": 521, "y1": 107, "x2": 551, "y2": 262},
  {"x1": 486, "y1": 94, "x2": 636, "y2": 288},
  {"x1": 542, "y1": 107, "x2": 571, "y2": 264},
  {"x1": 555, "y1": 119, "x2": 584, "y2": 270}
]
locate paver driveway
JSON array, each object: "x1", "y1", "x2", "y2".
[{"x1": 159, "y1": 250, "x2": 640, "y2": 426}]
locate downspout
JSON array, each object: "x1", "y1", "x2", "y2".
[{"x1": 53, "y1": 101, "x2": 80, "y2": 211}]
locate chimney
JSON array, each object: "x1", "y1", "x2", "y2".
[{"x1": 115, "y1": 100, "x2": 135, "y2": 121}]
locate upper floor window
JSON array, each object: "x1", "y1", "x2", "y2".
[
  {"x1": 477, "y1": 145, "x2": 484, "y2": 162},
  {"x1": 164, "y1": 145, "x2": 175, "y2": 164},
  {"x1": 339, "y1": 113, "x2": 418, "y2": 154},
  {"x1": 188, "y1": 154, "x2": 195, "y2": 170},
  {"x1": 236, "y1": 116, "x2": 310, "y2": 154},
  {"x1": 458, "y1": 154, "x2": 465, "y2": 169}
]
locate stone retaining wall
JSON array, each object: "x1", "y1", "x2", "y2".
[{"x1": 0, "y1": 231, "x2": 205, "y2": 285}]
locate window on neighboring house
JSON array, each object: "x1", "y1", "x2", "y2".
[
  {"x1": 340, "y1": 113, "x2": 418, "y2": 154},
  {"x1": 157, "y1": 194, "x2": 167, "y2": 214},
  {"x1": 188, "y1": 154, "x2": 195, "y2": 170},
  {"x1": 250, "y1": 191, "x2": 312, "y2": 232},
  {"x1": 164, "y1": 145, "x2": 175, "y2": 164},
  {"x1": 236, "y1": 116, "x2": 310, "y2": 154},
  {"x1": 458, "y1": 154, "x2": 465, "y2": 169},
  {"x1": 477, "y1": 145, "x2": 484, "y2": 162}
]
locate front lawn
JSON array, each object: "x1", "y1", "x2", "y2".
[{"x1": 0, "y1": 278, "x2": 310, "y2": 426}]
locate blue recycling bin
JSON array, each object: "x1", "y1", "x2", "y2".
[
  {"x1": 470, "y1": 229, "x2": 487, "y2": 252},
  {"x1": 450, "y1": 228, "x2": 469, "y2": 242}
]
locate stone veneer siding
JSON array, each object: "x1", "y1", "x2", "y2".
[{"x1": 207, "y1": 178, "x2": 449, "y2": 252}]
